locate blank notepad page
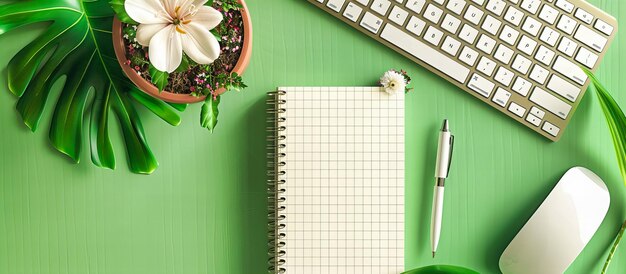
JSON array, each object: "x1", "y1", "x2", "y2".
[{"x1": 281, "y1": 87, "x2": 404, "y2": 273}]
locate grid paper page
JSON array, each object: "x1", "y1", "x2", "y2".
[{"x1": 280, "y1": 87, "x2": 404, "y2": 274}]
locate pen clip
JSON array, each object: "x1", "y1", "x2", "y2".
[{"x1": 446, "y1": 134, "x2": 455, "y2": 177}]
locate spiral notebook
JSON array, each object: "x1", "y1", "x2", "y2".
[{"x1": 267, "y1": 87, "x2": 404, "y2": 273}]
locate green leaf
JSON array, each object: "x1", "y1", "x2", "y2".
[
  {"x1": 129, "y1": 88, "x2": 181, "y2": 126},
  {"x1": 0, "y1": 0, "x2": 182, "y2": 174},
  {"x1": 201, "y1": 95, "x2": 220, "y2": 133},
  {"x1": 175, "y1": 55, "x2": 190, "y2": 73},
  {"x1": 584, "y1": 69, "x2": 626, "y2": 186},
  {"x1": 210, "y1": 29, "x2": 222, "y2": 42},
  {"x1": 167, "y1": 102, "x2": 188, "y2": 112},
  {"x1": 109, "y1": 0, "x2": 137, "y2": 24},
  {"x1": 584, "y1": 69, "x2": 626, "y2": 274},
  {"x1": 402, "y1": 265, "x2": 480, "y2": 274},
  {"x1": 149, "y1": 64, "x2": 169, "y2": 92}
]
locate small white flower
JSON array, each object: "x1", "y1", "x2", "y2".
[
  {"x1": 380, "y1": 71, "x2": 406, "y2": 95},
  {"x1": 125, "y1": 0, "x2": 224, "y2": 73}
]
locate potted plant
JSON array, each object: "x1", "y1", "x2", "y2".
[{"x1": 112, "y1": 0, "x2": 252, "y2": 132}]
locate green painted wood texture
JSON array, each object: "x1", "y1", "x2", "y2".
[{"x1": 1, "y1": 0, "x2": 626, "y2": 273}]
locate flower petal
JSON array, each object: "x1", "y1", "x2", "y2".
[
  {"x1": 179, "y1": 0, "x2": 210, "y2": 18},
  {"x1": 125, "y1": 0, "x2": 171, "y2": 24},
  {"x1": 180, "y1": 22, "x2": 221, "y2": 64},
  {"x1": 191, "y1": 6, "x2": 223, "y2": 30},
  {"x1": 149, "y1": 25, "x2": 183, "y2": 73},
  {"x1": 136, "y1": 23, "x2": 168, "y2": 46}
]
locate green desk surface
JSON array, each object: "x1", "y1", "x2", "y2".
[{"x1": 1, "y1": 0, "x2": 625, "y2": 273}]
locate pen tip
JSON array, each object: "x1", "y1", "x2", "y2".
[
  {"x1": 432, "y1": 252, "x2": 436, "y2": 258},
  {"x1": 441, "y1": 119, "x2": 449, "y2": 131}
]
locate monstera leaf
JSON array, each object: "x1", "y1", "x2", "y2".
[{"x1": 0, "y1": 0, "x2": 184, "y2": 174}]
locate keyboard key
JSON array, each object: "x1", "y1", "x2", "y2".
[
  {"x1": 512, "y1": 54, "x2": 531, "y2": 74},
  {"x1": 380, "y1": 24, "x2": 471, "y2": 83},
  {"x1": 389, "y1": 6, "x2": 409, "y2": 25},
  {"x1": 357, "y1": 0, "x2": 370, "y2": 5},
  {"x1": 508, "y1": 102, "x2": 527, "y2": 117},
  {"x1": 477, "y1": 34, "x2": 496, "y2": 54},
  {"x1": 482, "y1": 15, "x2": 502, "y2": 35},
  {"x1": 424, "y1": 4, "x2": 444, "y2": 24},
  {"x1": 557, "y1": 37, "x2": 577, "y2": 57},
  {"x1": 442, "y1": 36, "x2": 462, "y2": 56},
  {"x1": 540, "y1": 27, "x2": 560, "y2": 46},
  {"x1": 522, "y1": 16, "x2": 542, "y2": 37},
  {"x1": 486, "y1": 0, "x2": 506, "y2": 16},
  {"x1": 495, "y1": 67, "x2": 514, "y2": 86},
  {"x1": 574, "y1": 25, "x2": 607, "y2": 52},
  {"x1": 495, "y1": 44, "x2": 515, "y2": 64},
  {"x1": 468, "y1": 73, "x2": 496, "y2": 97},
  {"x1": 575, "y1": 8, "x2": 594, "y2": 24},
  {"x1": 530, "y1": 87, "x2": 572, "y2": 119},
  {"x1": 520, "y1": 0, "x2": 541, "y2": 15},
  {"x1": 446, "y1": 0, "x2": 466, "y2": 15},
  {"x1": 535, "y1": 45, "x2": 555, "y2": 66},
  {"x1": 442, "y1": 14, "x2": 462, "y2": 33},
  {"x1": 492, "y1": 88, "x2": 511, "y2": 107},
  {"x1": 553, "y1": 56, "x2": 587, "y2": 85},
  {"x1": 424, "y1": 26, "x2": 444, "y2": 46},
  {"x1": 575, "y1": 47, "x2": 599, "y2": 69},
  {"x1": 512, "y1": 77, "x2": 532, "y2": 96},
  {"x1": 406, "y1": 16, "x2": 426, "y2": 36},
  {"x1": 406, "y1": 0, "x2": 426, "y2": 13},
  {"x1": 372, "y1": 0, "x2": 392, "y2": 15},
  {"x1": 500, "y1": 25, "x2": 519, "y2": 45},
  {"x1": 542, "y1": 121, "x2": 560, "y2": 137},
  {"x1": 517, "y1": 35, "x2": 537, "y2": 55},
  {"x1": 504, "y1": 6, "x2": 524, "y2": 26},
  {"x1": 538, "y1": 5, "x2": 559, "y2": 24},
  {"x1": 360, "y1": 12, "x2": 384, "y2": 33},
  {"x1": 530, "y1": 106, "x2": 546, "y2": 119},
  {"x1": 547, "y1": 75, "x2": 581, "y2": 102},
  {"x1": 327, "y1": 0, "x2": 346, "y2": 12},
  {"x1": 477, "y1": 56, "x2": 497, "y2": 76},
  {"x1": 464, "y1": 5, "x2": 485, "y2": 25},
  {"x1": 343, "y1": 2, "x2": 363, "y2": 22},
  {"x1": 556, "y1": 15, "x2": 577, "y2": 35},
  {"x1": 459, "y1": 24, "x2": 479, "y2": 44},
  {"x1": 526, "y1": 113, "x2": 541, "y2": 126},
  {"x1": 460, "y1": 46, "x2": 479, "y2": 66},
  {"x1": 529, "y1": 64, "x2": 549, "y2": 85},
  {"x1": 556, "y1": 0, "x2": 574, "y2": 13},
  {"x1": 595, "y1": 19, "x2": 614, "y2": 36}
]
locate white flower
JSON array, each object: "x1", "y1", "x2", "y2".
[
  {"x1": 380, "y1": 71, "x2": 406, "y2": 95},
  {"x1": 125, "y1": 0, "x2": 224, "y2": 73}
]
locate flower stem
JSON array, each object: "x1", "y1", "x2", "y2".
[{"x1": 602, "y1": 220, "x2": 626, "y2": 274}]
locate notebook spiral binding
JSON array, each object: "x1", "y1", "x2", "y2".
[{"x1": 267, "y1": 90, "x2": 287, "y2": 274}]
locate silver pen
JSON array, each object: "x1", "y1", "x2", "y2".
[{"x1": 431, "y1": 119, "x2": 454, "y2": 258}]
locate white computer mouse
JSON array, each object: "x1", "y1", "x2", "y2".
[{"x1": 499, "y1": 167, "x2": 610, "y2": 274}]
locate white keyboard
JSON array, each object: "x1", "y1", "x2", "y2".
[{"x1": 309, "y1": 0, "x2": 617, "y2": 141}]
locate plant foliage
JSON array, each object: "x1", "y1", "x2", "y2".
[
  {"x1": 0, "y1": 0, "x2": 184, "y2": 174},
  {"x1": 584, "y1": 69, "x2": 626, "y2": 274},
  {"x1": 201, "y1": 95, "x2": 220, "y2": 133}
]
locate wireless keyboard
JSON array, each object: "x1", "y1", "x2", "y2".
[{"x1": 308, "y1": 0, "x2": 617, "y2": 141}]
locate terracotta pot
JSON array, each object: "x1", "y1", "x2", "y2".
[{"x1": 112, "y1": 0, "x2": 253, "y2": 104}]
